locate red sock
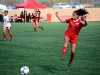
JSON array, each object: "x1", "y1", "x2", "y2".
[
  {"x1": 38, "y1": 26, "x2": 42, "y2": 28},
  {"x1": 34, "y1": 27, "x2": 36, "y2": 31},
  {"x1": 62, "y1": 46, "x2": 67, "y2": 56},
  {"x1": 3, "y1": 33, "x2": 7, "y2": 39},
  {"x1": 70, "y1": 53, "x2": 74, "y2": 62},
  {"x1": 10, "y1": 33, "x2": 13, "y2": 38}
]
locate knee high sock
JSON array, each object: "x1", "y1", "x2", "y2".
[
  {"x1": 38, "y1": 25, "x2": 42, "y2": 28},
  {"x1": 34, "y1": 27, "x2": 36, "y2": 31},
  {"x1": 62, "y1": 46, "x2": 67, "y2": 56},
  {"x1": 3, "y1": 33, "x2": 7, "y2": 39},
  {"x1": 9, "y1": 33, "x2": 13, "y2": 39},
  {"x1": 69, "y1": 53, "x2": 74, "y2": 62}
]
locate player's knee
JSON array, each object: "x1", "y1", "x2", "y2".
[
  {"x1": 34, "y1": 25, "x2": 36, "y2": 27},
  {"x1": 64, "y1": 43, "x2": 68, "y2": 47},
  {"x1": 3, "y1": 32, "x2": 6, "y2": 34},
  {"x1": 33, "y1": 24, "x2": 36, "y2": 26},
  {"x1": 38, "y1": 26, "x2": 41, "y2": 28},
  {"x1": 9, "y1": 32, "x2": 12, "y2": 34}
]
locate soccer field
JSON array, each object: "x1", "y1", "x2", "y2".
[{"x1": 0, "y1": 21, "x2": 100, "y2": 75}]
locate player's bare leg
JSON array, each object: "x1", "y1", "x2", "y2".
[
  {"x1": 3, "y1": 27, "x2": 7, "y2": 41},
  {"x1": 68, "y1": 44, "x2": 76, "y2": 67},
  {"x1": 7, "y1": 28, "x2": 13, "y2": 41},
  {"x1": 61, "y1": 36, "x2": 70, "y2": 60},
  {"x1": 33, "y1": 23, "x2": 36, "y2": 32},
  {"x1": 36, "y1": 24, "x2": 44, "y2": 30}
]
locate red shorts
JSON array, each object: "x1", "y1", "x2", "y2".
[
  {"x1": 64, "y1": 33, "x2": 78, "y2": 44},
  {"x1": 33, "y1": 20, "x2": 38, "y2": 25}
]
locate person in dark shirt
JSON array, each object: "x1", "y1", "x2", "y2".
[
  {"x1": 31, "y1": 13, "x2": 34, "y2": 19},
  {"x1": 20, "y1": 11, "x2": 23, "y2": 17},
  {"x1": 37, "y1": 9, "x2": 41, "y2": 22},
  {"x1": 0, "y1": 14, "x2": 3, "y2": 22}
]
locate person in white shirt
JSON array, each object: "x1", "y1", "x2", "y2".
[{"x1": 3, "y1": 10, "x2": 13, "y2": 41}]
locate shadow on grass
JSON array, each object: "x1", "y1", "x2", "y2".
[
  {"x1": 0, "y1": 39, "x2": 7, "y2": 41},
  {"x1": 40, "y1": 65, "x2": 66, "y2": 73},
  {"x1": 24, "y1": 31, "x2": 34, "y2": 32},
  {"x1": 0, "y1": 40, "x2": 3, "y2": 41},
  {"x1": 24, "y1": 30, "x2": 44, "y2": 32},
  {"x1": 40, "y1": 65, "x2": 58, "y2": 73}
]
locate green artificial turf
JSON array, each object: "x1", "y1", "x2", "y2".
[{"x1": 0, "y1": 21, "x2": 100, "y2": 75}]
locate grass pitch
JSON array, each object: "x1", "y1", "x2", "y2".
[{"x1": 0, "y1": 21, "x2": 100, "y2": 75}]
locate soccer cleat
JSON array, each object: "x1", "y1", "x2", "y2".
[
  {"x1": 34, "y1": 30, "x2": 36, "y2": 32},
  {"x1": 10, "y1": 38, "x2": 13, "y2": 41},
  {"x1": 3, "y1": 39, "x2": 7, "y2": 41},
  {"x1": 41, "y1": 27, "x2": 44, "y2": 30},
  {"x1": 68, "y1": 62, "x2": 72, "y2": 67},
  {"x1": 61, "y1": 55, "x2": 65, "y2": 60}
]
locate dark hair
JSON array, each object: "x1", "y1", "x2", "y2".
[
  {"x1": 4, "y1": 10, "x2": 8, "y2": 13},
  {"x1": 34, "y1": 9, "x2": 37, "y2": 11},
  {"x1": 74, "y1": 9, "x2": 89, "y2": 16}
]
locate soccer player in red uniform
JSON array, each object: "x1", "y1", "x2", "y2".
[
  {"x1": 33, "y1": 9, "x2": 44, "y2": 31},
  {"x1": 55, "y1": 9, "x2": 89, "y2": 67}
]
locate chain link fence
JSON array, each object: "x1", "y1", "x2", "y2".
[
  {"x1": 36, "y1": 0, "x2": 100, "y2": 7},
  {"x1": 0, "y1": 0, "x2": 100, "y2": 8}
]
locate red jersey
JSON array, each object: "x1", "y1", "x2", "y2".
[
  {"x1": 34, "y1": 12, "x2": 38, "y2": 20},
  {"x1": 65, "y1": 18, "x2": 84, "y2": 37}
]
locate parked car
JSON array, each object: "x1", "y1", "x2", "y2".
[
  {"x1": 53, "y1": 3, "x2": 72, "y2": 9},
  {"x1": 69, "y1": 2, "x2": 84, "y2": 8},
  {"x1": 6, "y1": 5, "x2": 12, "y2": 9},
  {"x1": 12, "y1": 3, "x2": 20, "y2": 9},
  {"x1": 3, "y1": 4, "x2": 12, "y2": 9},
  {"x1": 0, "y1": 4, "x2": 6, "y2": 10}
]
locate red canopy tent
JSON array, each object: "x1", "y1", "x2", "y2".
[
  {"x1": 16, "y1": 0, "x2": 47, "y2": 22},
  {"x1": 16, "y1": 0, "x2": 46, "y2": 8}
]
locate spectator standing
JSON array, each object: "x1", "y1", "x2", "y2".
[{"x1": 37, "y1": 9, "x2": 41, "y2": 22}]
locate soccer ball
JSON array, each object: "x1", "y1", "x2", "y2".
[{"x1": 20, "y1": 66, "x2": 29, "y2": 75}]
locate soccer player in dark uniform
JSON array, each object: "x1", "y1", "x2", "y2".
[{"x1": 55, "y1": 9, "x2": 89, "y2": 67}]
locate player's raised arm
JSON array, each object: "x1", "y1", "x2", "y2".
[
  {"x1": 55, "y1": 12, "x2": 66, "y2": 23},
  {"x1": 81, "y1": 16, "x2": 87, "y2": 27}
]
